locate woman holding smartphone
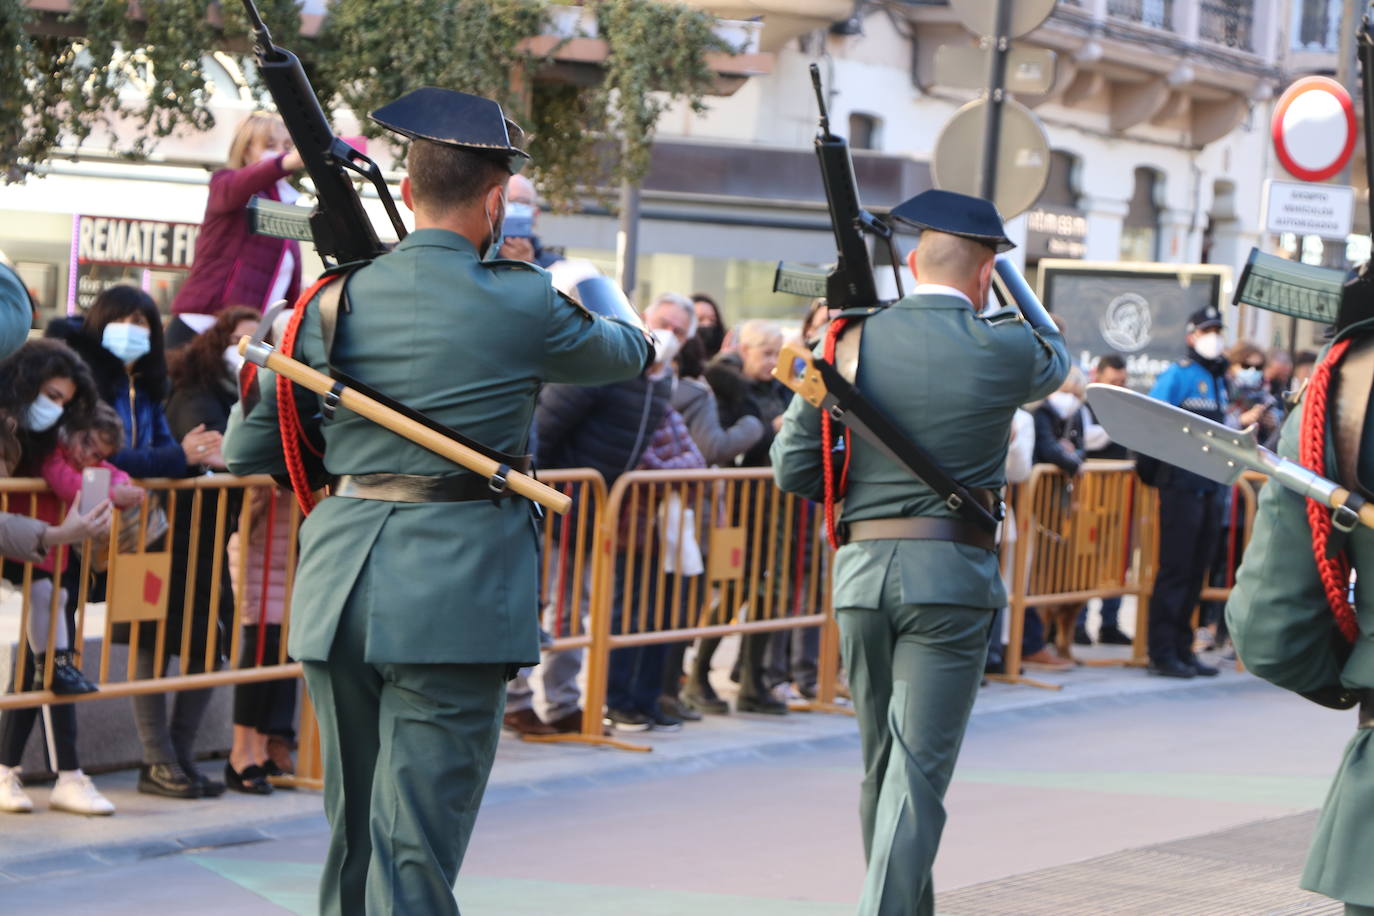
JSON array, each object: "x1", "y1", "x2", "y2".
[{"x1": 0, "y1": 340, "x2": 118, "y2": 816}]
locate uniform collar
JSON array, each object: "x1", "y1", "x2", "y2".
[
  {"x1": 900, "y1": 284, "x2": 976, "y2": 310},
  {"x1": 394, "y1": 228, "x2": 481, "y2": 255}
]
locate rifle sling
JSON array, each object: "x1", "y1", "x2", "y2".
[
  {"x1": 312, "y1": 272, "x2": 531, "y2": 473},
  {"x1": 811, "y1": 352, "x2": 1000, "y2": 535}
]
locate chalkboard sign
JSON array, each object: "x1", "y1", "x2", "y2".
[{"x1": 1037, "y1": 260, "x2": 1233, "y2": 392}]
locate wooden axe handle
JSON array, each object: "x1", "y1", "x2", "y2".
[{"x1": 239, "y1": 338, "x2": 571, "y2": 515}]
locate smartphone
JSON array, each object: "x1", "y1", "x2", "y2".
[
  {"x1": 79, "y1": 467, "x2": 111, "y2": 514},
  {"x1": 501, "y1": 212, "x2": 533, "y2": 240}
]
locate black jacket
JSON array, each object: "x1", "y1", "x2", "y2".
[
  {"x1": 535, "y1": 373, "x2": 673, "y2": 484},
  {"x1": 1032, "y1": 402, "x2": 1085, "y2": 475},
  {"x1": 705, "y1": 353, "x2": 790, "y2": 467}
]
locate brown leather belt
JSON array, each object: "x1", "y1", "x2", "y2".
[
  {"x1": 334, "y1": 472, "x2": 507, "y2": 503},
  {"x1": 1360, "y1": 689, "x2": 1374, "y2": 730},
  {"x1": 843, "y1": 516, "x2": 997, "y2": 552}
]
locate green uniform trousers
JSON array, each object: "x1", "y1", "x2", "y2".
[
  {"x1": 839, "y1": 595, "x2": 991, "y2": 916},
  {"x1": 302, "y1": 596, "x2": 507, "y2": 916}
]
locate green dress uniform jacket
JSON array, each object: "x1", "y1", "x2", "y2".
[
  {"x1": 224, "y1": 229, "x2": 649, "y2": 667},
  {"x1": 772, "y1": 290, "x2": 1068, "y2": 916},
  {"x1": 223, "y1": 229, "x2": 648, "y2": 916},
  {"x1": 772, "y1": 293, "x2": 1070, "y2": 610},
  {"x1": 1226, "y1": 334, "x2": 1374, "y2": 911}
]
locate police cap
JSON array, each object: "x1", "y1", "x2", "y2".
[
  {"x1": 1186, "y1": 306, "x2": 1223, "y2": 333},
  {"x1": 888, "y1": 189, "x2": 1015, "y2": 253},
  {"x1": 370, "y1": 87, "x2": 531, "y2": 174}
]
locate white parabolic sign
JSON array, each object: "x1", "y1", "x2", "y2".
[{"x1": 1263, "y1": 180, "x2": 1354, "y2": 240}]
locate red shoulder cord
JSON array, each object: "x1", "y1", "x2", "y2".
[
  {"x1": 1299, "y1": 337, "x2": 1360, "y2": 643},
  {"x1": 820, "y1": 318, "x2": 854, "y2": 549},
  {"x1": 238, "y1": 274, "x2": 343, "y2": 517}
]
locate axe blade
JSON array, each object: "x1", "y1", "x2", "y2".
[{"x1": 1085, "y1": 384, "x2": 1257, "y2": 487}]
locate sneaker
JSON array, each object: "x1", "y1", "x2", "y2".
[
  {"x1": 647, "y1": 709, "x2": 683, "y2": 732},
  {"x1": 0, "y1": 765, "x2": 33, "y2": 814},
  {"x1": 658, "y1": 696, "x2": 701, "y2": 722},
  {"x1": 1073, "y1": 625, "x2": 1093, "y2": 646},
  {"x1": 1193, "y1": 627, "x2": 1216, "y2": 653},
  {"x1": 1187, "y1": 657, "x2": 1220, "y2": 677},
  {"x1": 49, "y1": 770, "x2": 114, "y2": 816},
  {"x1": 603, "y1": 708, "x2": 652, "y2": 732}
]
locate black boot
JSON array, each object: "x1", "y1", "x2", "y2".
[
  {"x1": 683, "y1": 637, "x2": 727, "y2": 714},
  {"x1": 736, "y1": 634, "x2": 787, "y2": 715},
  {"x1": 138, "y1": 762, "x2": 200, "y2": 799},
  {"x1": 34, "y1": 652, "x2": 98, "y2": 696}
]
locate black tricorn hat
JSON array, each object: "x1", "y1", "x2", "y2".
[
  {"x1": 371, "y1": 87, "x2": 531, "y2": 174},
  {"x1": 889, "y1": 188, "x2": 1015, "y2": 253}
]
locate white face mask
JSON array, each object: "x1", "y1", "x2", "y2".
[
  {"x1": 102, "y1": 322, "x2": 151, "y2": 365},
  {"x1": 223, "y1": 344, "x2": 246, "y2": 376},
  {"x1": 650, "y1": 327, "x2": 682, "y2": 367},
  {"x1": 1193, "y1": 332, "x2": 1223, "y2": 361},
  {"x1": 1047, "y1": 391, "x2": 1080, "y2": 419},
  {"x1": 24, "y1": 393, "x2": 64, "y2": 432}
]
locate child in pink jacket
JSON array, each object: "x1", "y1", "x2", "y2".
[{"x1": 34, "y1": 403, "x2": 145, "y2": 693}]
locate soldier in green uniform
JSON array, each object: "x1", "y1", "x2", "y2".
[
  {"x1": 772, "y1": 189, "x2": 1069, "y2": 916},
  {"x1": 1226, "y1": 314, "x2": 1374, "y2": 915},
  {"x1": 223, "y1": 89, "x2": 651, "y2": 916}
]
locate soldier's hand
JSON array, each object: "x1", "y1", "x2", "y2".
[{"x1": 499, "y1": 237, "x2": 536, "y2": 262}]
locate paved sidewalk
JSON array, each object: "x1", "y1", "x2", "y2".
[{"x1": 0, "y1": 638, "x2": 1242, "y2": 883}]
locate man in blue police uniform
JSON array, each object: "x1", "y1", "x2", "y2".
[
  {"x1": 772, "y1": 189, "x2": 1069, "y2": 916},
  {"x1": 223, "y1": 89, "x2": 651, "y2": 915},
  {"x1": 1144, "y1": 306, "x2": 1229, "y2": 678}
]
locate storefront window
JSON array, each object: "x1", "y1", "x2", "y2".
[{"x1": 564, "y1": 248, "x2": 815, "y2": 327}]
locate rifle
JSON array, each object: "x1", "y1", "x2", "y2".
[
  {"x1": 773, "y1": 64, "x2": 903, "y2": 307},
  {"x1": 240, "y1": 0, "x2": 407, "y2": 267}
]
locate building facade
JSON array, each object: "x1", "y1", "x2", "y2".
[{"x1": 1, "y1": 0, "x2": 1362, "y2": 355}]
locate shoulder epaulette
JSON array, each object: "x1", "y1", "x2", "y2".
[
  {"x1": 834, "y1": 305, "x2": 881, "y2": 321},
  {"x1": 554, "y1": 287, "x2": 594, "y2": 320},
  {"x1": 478, "y1": 257, "x2": 543, "y2": 273},
  {"x1": 982, "y1": 307, "x2": 1021, "y2": 325}
]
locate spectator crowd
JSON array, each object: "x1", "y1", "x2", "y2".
[{"x1": 0, "y1": 111, "x2": 1300, "y2": 817}]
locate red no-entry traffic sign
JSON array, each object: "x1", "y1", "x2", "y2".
[{"x1": 1271, "y1": 76, "x2": 1357, "y2": 183}]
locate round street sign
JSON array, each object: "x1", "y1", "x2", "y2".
[
  {"x1": 931, "y1": 97, "x2": 1051, "y2": 219},
  {"x1": 949, "y1": 0, "x2": 1058, "y2": 39},
  {"x1": 1271, "y1": 76, "x2": 1356, "y2": 182}
]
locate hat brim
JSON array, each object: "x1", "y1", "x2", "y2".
[{"x1": 890, "y1": 216, "x2": 1016, "y2": 254}]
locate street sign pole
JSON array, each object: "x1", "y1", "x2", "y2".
[{"x1": 979, "y1": 0, "x2": 1011, "y2": 202}]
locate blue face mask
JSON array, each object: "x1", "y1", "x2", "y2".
[
  {"x1": 24, "y1": 393, "x2": 64, "y2": 432},
  {"x1": 102, "y1": 322, "x2": 151, "y2": 365},
  {"x1": 1235, "y1": 366, "x2": 1263, "y2": 389}
]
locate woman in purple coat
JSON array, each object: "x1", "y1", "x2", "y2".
[{"x1": 168, "y1": 113, "x2": 304, "y2": 347}]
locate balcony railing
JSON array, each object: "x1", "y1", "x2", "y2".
[
  {"x1": 1107, "y1": 0, "x2": 1173, "y2": 31},
  {"x1": 1199, "y1": 1, "x2": 1253, "y2": 52}
]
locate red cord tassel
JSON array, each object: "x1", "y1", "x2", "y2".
[
  {"x1": 1298, "y1": 338, "x2": 1360, "y2": 643},
  {"x1": 276, "y1": 274, "x2": 343, "y2": 516}
]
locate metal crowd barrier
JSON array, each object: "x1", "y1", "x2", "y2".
[
  {"x1": 0, "y1": 462, "x2": 1274, "y2": 775},
  {"x1": 567, "y1": 467, "x2": 840, "y2": 749}
]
